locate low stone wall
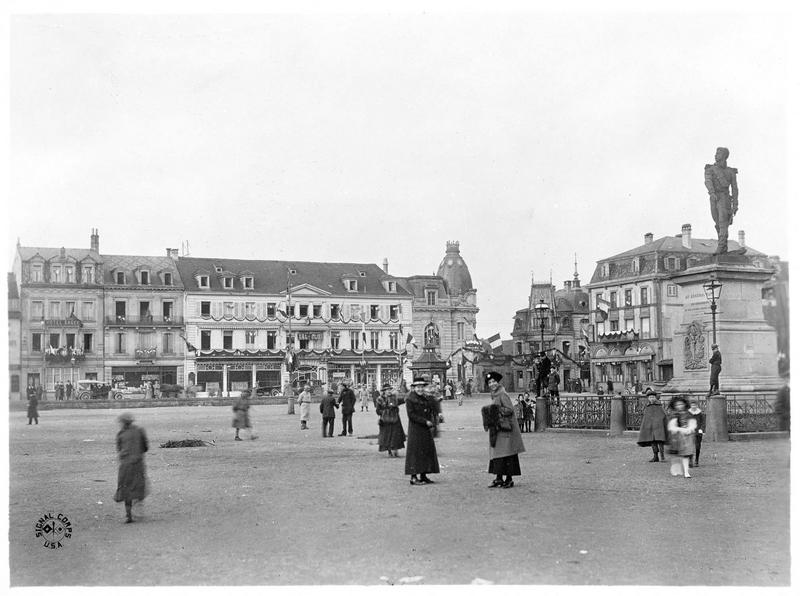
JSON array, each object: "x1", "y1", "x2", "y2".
[{"x1": 9, "y1": 395, "x2": 310, "y2": 411}]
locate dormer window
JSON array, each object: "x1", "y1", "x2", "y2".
[
  {"x1": 51, "y1": 265, "x2": 62, "y2": 282},
  {"x1": 359, "y1": 271, "x2": 366, "y2": 277},
  {"x1": 223, "y1": 277, "x2": 234, "y2": 289},
  {"x1": 600, "y1": 263, "x2": 609, "y2": 277},
  {"x1": 346, "y1": 279, "x2": 358, "y2": 292},
  {"x1": 384, "y1": 280, "x2": 397, "y2": 293},
  {"x1": 82, "y1": 265, "x2": 95, "y2": 284},
  {"x1": 140, "y1": 270, "x2": 150, "y2": 285},
  {"x1": 289, "y1": 269, "x2": 297, "y2": 275},
  {"x1": 632, "y1": 258, "x2": 640, "y2": 273},
  {"x1": 198, "y1": 275, "x2": 209, "y2": 288},
  {"x1": 163, "y1": 272, "x2": 173, "y2": 286},
  {"x1": 30, "y1": 263, "x2": 43, "y2": 282},
  {"x1": 116, "y1": 271, "x2": 125, "y2": 285},
  {"x1": 215, "y1": 266, "x2": 223, "y2": 273},
  {"x1": 65, "y1": 266, "x2": 75, "y2": 283},
  {"x1": 426, "y1": 290, "x2": 437, "y2": 306},
  {"x1": 242, "y1": 276, "x2": 254, "y2": 289}
]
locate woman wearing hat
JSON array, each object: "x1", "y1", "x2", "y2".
[
  {"x1": 404, "y1": 377, "x2": 440, "y2": 484},
  {"x1": 485, "y1": 371, "x2": 526, "y2": 488},
  {"x1": 667, "y1": 396, "x2": 697, "y2": 478},
  {"x1": 297, "y1": 384, "x2": 313, "y2": 430},
  {"x1": 375, "y1": 383, "x2": 406, "y2": 457},
  {"x1": 637, "y1": 389, "x2": 668, "y2": 462},
  {"x1": 113, "y1": 413, "x2": 149, "y2": 523}
]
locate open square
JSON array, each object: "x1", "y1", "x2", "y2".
[{"x1": 9, "y1": 397, "x2": 790, "y2": 586}]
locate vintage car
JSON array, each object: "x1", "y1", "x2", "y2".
[
  {"x1": 253, "y1": 383, "x2": 283, "y2": 397},
  {"x1": 74, "y1": 380, "x2": 111, "y2": 400}
]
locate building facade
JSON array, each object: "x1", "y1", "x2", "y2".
[
  {"x1": 8, "y1": 273, "x2": 22, "y2": 400},
  {"x1": 586, "y1": 225, "x2": 772, "y2": 392}
]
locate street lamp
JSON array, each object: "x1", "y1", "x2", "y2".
[
  {"x1": 703, "y1": 277, "x2": 723, "y2": 345},
  {"x1": 533, "y1": 299, "x2": 550, "y2": 352}
]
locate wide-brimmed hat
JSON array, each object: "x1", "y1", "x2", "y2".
[
  {"x1": 410, "y1": 377, "x2": 428, "y2": 387},
  {"x1": 485, "y1": 371, "x2": 503, "y2": 383}
]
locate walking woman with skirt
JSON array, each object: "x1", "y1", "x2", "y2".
[
  {"x1": 113, "y1": 413, "x2": 148, "y2": 523},
  {"x1": 484, "y1": 372, "x2": 525, "y2": 488}
]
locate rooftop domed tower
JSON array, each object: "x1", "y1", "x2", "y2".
[{"x1": 437, "y1": 241, "x2": 474, "y2": 296}]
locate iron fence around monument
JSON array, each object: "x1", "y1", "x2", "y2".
[
  {"x1": 549, "y1": 395, "x2": 611, "y2": 429},
  {"x1": 725, "y1": 392, "x2": 780, "y2": 433}
]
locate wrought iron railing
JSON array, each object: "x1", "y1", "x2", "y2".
[
  {"x1": 106, "y1": 315, "x2": 183, "y2": 325},
  {"x1": 726, "y1": 392, "x2": 780, "y2": 433},
  {"x1": 550, "y1": 395, "x2": 611, "y2": 429}
]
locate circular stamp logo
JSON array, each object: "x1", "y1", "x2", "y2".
[{"x1": 34, "y1": 513, "x2": 72, "y2": 549}]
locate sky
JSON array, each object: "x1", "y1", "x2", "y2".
[{"x1": 5, "y1": 3, "x2": 794, "y2": 340}]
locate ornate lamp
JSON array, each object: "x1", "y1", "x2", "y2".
[
  {"x1": 703, "y1": 277, "x2": 723, "y2": 345},
  {"x1": 533, "y1": 299, "x2": 550, "y2": 352}
]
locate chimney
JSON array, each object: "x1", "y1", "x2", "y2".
[
  {"x1": 166, "y1": 248, "x2": 180, "y2": 259},
  {"x1": 681, "y1": 224, "x2": 692, "y2": 249},
  {"x1": 644, "y1": 232, "x2": 653, "y2": 244},
  {"x1": 90, "y1": 228, "x2": 99, "y2": 252},
  {"x1": 382, "y1": 258, "x2": 389, "y2": 274},
  {"x1": 738, "y1": 230, "x2": 746, "y2": 248}
]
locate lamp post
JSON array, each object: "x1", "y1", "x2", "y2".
[
  {"x1": 40, "y1": 317, "x2": 47, "y2": 400},
  {"x1": 534, "y1": 299, "x2": 550, "y2": 352},
  {"x1": 703, "y1": 277, "x2": 723, "y2": 345},
  {"x1": 533, "y1": 299, "x2": 550, "y2": 431}
]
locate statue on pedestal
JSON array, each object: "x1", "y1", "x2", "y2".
[{"x1": 704, "y1": 147, "x2": 739, "y2": 254}]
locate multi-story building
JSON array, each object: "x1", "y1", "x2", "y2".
[
  {"x1": 102, "y1": 250, "x2": 186, "y2": 387},
  {"x1": 12, "y1": 231, "x2": 105, "y2": 396},
  {"x1": 176, "y1": 257, "x2": 414, "y2": 394},
  {"x1": 8, "y1": 273, "x2": 22, "y2": 400},
  {"x1": 586, "y1": 225, "x2": 771, "y2": 391},
  {"x1": 397, "y1": 241, "x2": 479, "y2": 384}
]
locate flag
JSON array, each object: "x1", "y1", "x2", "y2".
[
  {"x1": 405, "y1": 332, "x2": 417, "y2": 348},
  {"x1": 179, "y1": 334, "x2": 197, "y2": 353},
  {"x1": 361, "y1": 320, "x2": 367, "y2": 349},
  {"x1": 596, "y1": 295, "x2": 611, "y2": 313},
  {"x1": 488, "y1": 333, "x2": 503, "y2": 350},
  {"x1": 580, "y1": 323, "x2": 591, "y2": 342}
]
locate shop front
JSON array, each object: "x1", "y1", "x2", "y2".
[
  {"x1": 111, "y1": 366, "x2": 178, "y2": 387},
  {"x1": 195, "y1": 349, "x2": 283, "y2": 395},
  {"x1": 324, "y1": 350, "x2": 406, "y2": 390}
]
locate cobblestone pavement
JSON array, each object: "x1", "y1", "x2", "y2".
[{"x1": 8, "y1": 397, "x2": 792, "y2": 586}]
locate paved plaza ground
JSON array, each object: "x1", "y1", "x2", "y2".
[{"x1": 8, "y1": 396, "x2": 792, "y2": 586}]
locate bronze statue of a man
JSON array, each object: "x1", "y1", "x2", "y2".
[{"x1": 704, "y1": 147, "x2": 739, "y2": 254}]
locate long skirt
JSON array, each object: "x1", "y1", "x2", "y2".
[
  {"x1": 378, "y1": 420, "x2": 406, "y2": 451},
  {"x1": 114, "y1": 460, "x2": 148, "y2": 502},
  {"x1": 404, "y1": 423, "x2": 440, "y2": 475},
  {"x1": 488, "y1": 454, "x2": 522, "y2": 476},
  {"x1": 669, "y1": 432, "x2": 695, "y2": 457},
  {"x1": 232, "y1": 410, "x2": 251, "y2": 429}
]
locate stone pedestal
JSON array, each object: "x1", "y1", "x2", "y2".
[
  {"x1": 664, "y1": 257, "x2": 782, "y2": 395},
  {"x1": 535, "y1": 396, "x2": 549, "y2": 431},
  {"x1": 609, "y1": 395, "x2": 626, "y2": 436},
  {"x1": 706, "y1": 394, "x2": 729, "y2": 441}
]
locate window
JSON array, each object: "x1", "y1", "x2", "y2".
[
  {"x1": 243, "y1": 277, "x2": 253, "y2": 289},
  {"x1": 82, "y1": 265, "x2": 94, "y2": 283},
  {"x1": 11, "y1": 375, "x2": 19, "y2": 393},
  {"x1": 287, "y1": 304, "x2": 296, "y2": 317},
  {"x1": 267, "y1": 331, "x2": 277, "y2": 350},
  {"x1": 350, "y1": 331, "x2": 360, "y2": 350},
  {"x1": 245, "y1": 302, "x2": 255, "y2": 317},
  {"x1": 667, "y1": 284, "x2": 678, "y2": 297},
  {"x1": 331, "y1": 304, "x2": 341, "y2": 319},
  {"x1": 610, "y1": 320, "x2": 619, "y2": 332},
  {"x1": 223, "y1": 277, "x2": 234, "y2": 289},
  {"x1": 65, "y1": 333, "x2": 76, "y2": 348},
  {"x1": 115, "y1": 333, "x2": 126, "y2": 353},
  {"x1": 163, "y1": 301, "x2": 174, "y2": 321},
  {"x1": 163, "y1": 272, "x2": 172, "y2": 286},
  {"x1": 632, "y1": 258, "x2": 640, "y2": 273},
  {"x1": 137, "y1": 331, "x2": 155, "y2": 349},
  {"x1": 49, "y1": 333, "x2": 60, "y2": 348},
  {"x1": 245, "y1": 330, "x2": 257, "y2": 346},
  {"x1": 140, "y1": 301, "x2": 152, "y2": 320},
  {"x1": 457, "y1": 322, "x2": 465, "y2": 340},
  {"x1": 596, "y1": 322, "x2": 605, "y2": 336},
  {"x1": 201, "y1": 330, "x2": 211, "y2": 350},
  {"x1": 140, "y1": 271, "x2": 149, "y2": 285},
  {"x1": 640, "y1": 287, "x2": 649, "y2": 305},
  {"x1": 601, "y1": 263, "x2": 609, "y2": 277},
  {"x1": 31, "y1": 264, "x2": 43, "y2": 282},
  {"x1": 370, "y1": 305, "x2": 380, "y2": 319},
  {"x1": 426, "y1": 290, "x2": 437, "y2": 306},
  {"x1": 299, "y1": 334, "x2": 312, "y2": 350},
  {"x1": 83, "y1": 333, "x2": 93, "y2": 352},
  {"x1": 346, "y1": 279, "x2": 358, "y2": 292},
  {"x1": 49, "y1": 301, "x2": 60, "y2": 318},
  {"x1": 115, "y1": 301, "x2": 127, "y2": 321},
  {"x1": 359, "y1": 271, "x2": 366, "y2": 277},
  {"x1": 609, "y1": 292, "x2": 617, "y2": 308},
  {"x1": 198, "y1": 275, "x2": 209, "y2": 288},
  {"x1": 516, "y1": 342, "x2": 523, "y2": 355},
  {"x1": 641, "y1": 317, "x2": 651, "y2": 339},
  {"x1": 223, "y1": 331, "x2": 233, "y2": 350},
  {"x1": 32, "y1": 333, "x2": 42, "y2": 352},
  {"x1": 386, "y1": 281, "x2": 397, "y2": 293},
  {"x1": 665, "y1": 257, "x2": 679, "y2": 271},
  {"x1": 299, "y1": 304, "x2": 309, "y2": 317},
  {"x1": 82, "y1": 301, "x2": 95, "y2": 320},
  {"x1": 390, "y1": 305, "x2": 399, "y2": 320},
  {"x1": 224, "y1": 302, "x2": 234, "y2": 317},
  {"x1": 330, "y1": 332, "x2": 340, "y2": 350},
  {"x1": 562, "y1": 341, "x2": 571, "y2": 355},
  {"x1": 116, "y1": 271, "x2": 125, "y2": 284},
  {"x1": 389, "y1": 332, "x2": 399, "y2": 350},
  {"x1": 64, "y1": 301, "x2": 75, "y2": 317},
  {"x1": 65, "y1": 266, "x2": 74, "y2": 283},
  {"x1": 31, "y1": 301, "x2": 44, "y2": 319},
  {"x1": 51, "y1": 265, "x2": 62, "y2": 282},
  {"x1": 370, "y1": 331, "x2": 380, "y2": 350},
  {"x1": 267, "y1": 303, "x2": 276, "y2": 317},
  {"x1": 313, "y1": 304, "x2": 322, "y2": 318},
  {"x1": 163, "y1": 333, "x2": 174, "y2": 354},
  {"x1": 624, "y1": 318, "x2": 634, "y2": 331},
  {"x1": 624, "y1": 289, "x2": 632, "y2": 306},
  {"x1": 201, "y1": 301, "x2": 211, "y2": 317}
]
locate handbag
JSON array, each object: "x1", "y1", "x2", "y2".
[
  {"x1": 497, "y1": 417, "x2": 513, "y2": 431},
  {"x1": 380, "y1": 408, "x2": 399, "y2": 424}
]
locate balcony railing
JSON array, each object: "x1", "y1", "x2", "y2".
[
  {"x1": 44, "y1": 347, "x2": 87, "y2": 363},
  {"x1": 135, "y1": 347, "x2": 157, "y2": 360},
  {"x1": 106, "y1": 315, "x2": 183, "y2": 325}
]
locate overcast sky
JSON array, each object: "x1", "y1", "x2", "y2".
[{"x1": 6, "y1": 6, "x2": 792, "y2": 338}]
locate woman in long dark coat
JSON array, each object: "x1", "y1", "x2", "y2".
[
  {"x1": 232, "y1": 392, "x2": 254, "y2": 440},
  {"x1": 485, "y1": 372, "x2": 526, "y2": 488},
  {"x1": 113, "y1": 413, "x2": 148, "y2": 523},
  {"x1": 404, "y1": 377, "x2": 440, "y2": 485},
  {"x1": 27, "y1": 389, "x2": 39, "y2": 425},
  {"x1": 637, "y1": 389, "x2": 668, "y2": 462},
  {"x1": 376, "y1": 383, "x2": 406, "y2": 457}
]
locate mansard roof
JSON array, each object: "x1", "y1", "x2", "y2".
[
  {"x1": 17, "y1": 246, "x2": 101, "y2": 263},
  {"x1": 102, "y1": 255, "x2": 184, "y2": 287}
]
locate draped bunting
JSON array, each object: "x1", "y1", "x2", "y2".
[{"x1": 198, "y1": 311, "x2": 402, "y2": 325}]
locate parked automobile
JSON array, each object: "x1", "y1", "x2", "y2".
[
  {"x1": 253, "y1": 383, "x2": 282, "y2": 397},
  {"x1": 75, "y1": 380, "x2": 113, "y2": 400}
]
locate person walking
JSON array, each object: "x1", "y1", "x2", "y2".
[
  {"x1": 337, "y1": 378, "x2": 357, "y2": 436},
  {"x1": 465, "y1": 378, "x2": 473, "y2": 398},
  {"x1": 405, "y1": 377, "x2": 440, "y2": 485},
  {"x1": 637, "y1": 389, "x2": 668, "y2": 462},
  {"x1": 376, "y1": 383, "x2": 406, "y2": 457},
  {"x1": 359, "y1": 383, "x2": 371, "y2": 412},
  {"x1": 297, "y1": 385, "x2": 313, "y2": 430},
  {"x1": 232, "y1": 391, "x2": 255, "y2": 441},
  {"x1": 144, "y1": 381, "x2": 153, "y2": 400},
  {"x1": 27, "y1": 386, "x2": 39, "y2": 425},
  {"x1": 708, "y1": 343, "x2": 722, "y2": 396},
  {"x1": 667, "y1": 396, "x2": 696, "y2": 478},
  {"x1": 319, "y1": 388, "x2": 338, "y2": 437},
  {"x1": 483, "y1": 372, "x2": 525, "y2": 488},
  {"x1": 515, "y1": 395, "x2": 526, "y2": 431},
  {"x1": 688, "y1": 399, "x2": 705, "y2": 467},
  {"x1": 113, "y1": 413, "x2": 148, "y2": 523},
  {"x1": 522, "y1": 392, "x2": 533, "y2": 432}
]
